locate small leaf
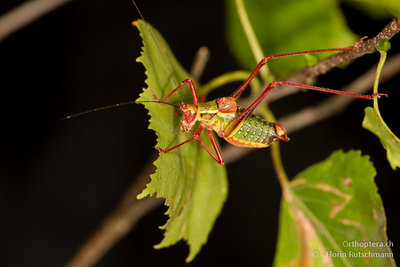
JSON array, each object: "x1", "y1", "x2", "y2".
[
  {"x1": 363, "y1": 107, "x2": 400, "y2": 170},
  {"x1": 135, "y1": 20, "x2": 228, "y2": 261},
  {"x1": 226, "y1": 0, "x2": 357, "y2": 78},
  {"x1": 377, "y1": 39, "x2": 391, "y2": 52},
  {"x1": 274, "y1": 150, "x2": 395, "y2": 266}
]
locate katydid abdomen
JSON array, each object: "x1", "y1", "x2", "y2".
[{"x1": 225, "y1": 112, "x2": 281, "y2": 148}]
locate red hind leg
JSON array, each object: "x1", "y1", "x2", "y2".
[
  {"x1": 224, "y1": 80, "x2": 386, "y2": 137},
  {"x1": 230, "y1": 37, "x2": 367, "y2": 100}
]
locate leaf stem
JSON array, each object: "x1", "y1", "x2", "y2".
[
  {"x1": 372, "y1": 41, "x2": 399, "y2": 141},
  {"x1": 234, "y1": 0, "x2": 274, "y2": 82},
  {"x1": 200, "y1": 70, "x2": 260, "y2": 96},
  {"x1": 258, "y1": 106, "x2": 289, "y2": 187},
  {"x1": 373, "y1": 47, "x2": 387, "y2": 110},
  {"x1": 235, "y1": 0, "x2": 288, "y2": 187}
]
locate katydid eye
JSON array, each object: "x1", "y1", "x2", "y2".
[
  {"x1": 220, "y1": 103, "x2": 230, "y2": 110},
  {"x1": 218, "y1": 100, "x2": 229, "y2": 110},
  {"x1": 184, "y1": 111, "x2": 196, "y2": 123},
  {"x1": 217, "y1": 98, "x2": 237, "y2": 113}
]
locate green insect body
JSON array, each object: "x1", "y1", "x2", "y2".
[{"x1": 185, "y1": 97, "x2": 286, "y2": 149}]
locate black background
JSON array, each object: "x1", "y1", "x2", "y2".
[{"x1": 0, "y1": 0, "x2": 399, "y2": 266}]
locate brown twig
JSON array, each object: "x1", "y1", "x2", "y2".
[
  {"x1": 293, "y1": 18, "x2": 400, "y2": 80},
  {"x1": 190, "y1": 46, "x2": 210, "y2": 81},
  {"x1": 65, "y1": 155, "x2": 162, "y2": 267},
  {"x1": 0, "y1": 0, "x2": 73, "y2": 42}
]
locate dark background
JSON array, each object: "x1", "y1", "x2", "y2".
[{"x1": 0, "y1": 0, "x2": 399, "y2": 266}]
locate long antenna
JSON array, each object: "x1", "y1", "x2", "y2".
[
  {"x1": 131, "y1": 0, "x2": 185, "y2": 105},
  {"x1": 60, "y1": 101, "x2": 137, "y2": 120},
  {"x1": 61, "y1": 100, "x2": 180, "y2": 120}
]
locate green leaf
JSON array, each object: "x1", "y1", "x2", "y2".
[
  {"x1": 363, "y1": 107, "x2": 400, "y2": 170},
  {"x1": 274, "y1": 150, "x2": 395, "y2": 267},
  {"x1": 135, "y1": 20, "x2": 228, "y2": 262},
  {"x1": 226, "y1": 0, "x2": 357, "y2": 78}
]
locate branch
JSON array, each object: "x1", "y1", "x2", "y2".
[
  {"x1": 0, "y1": 0, "x2": 73, "y2": 42},
  {"x1": 190, "y1": 46, "x2": 210, "y2": 81},
  {"x1": 293, "y1": 18, "x2": 400, "y2": 81},
  {"x1": 65, "y1": 155, "x2": 162, "y2": 267}
]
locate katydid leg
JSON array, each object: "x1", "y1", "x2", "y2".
[
  {"x1": 205, "y1": 128, "x2": 224, "y2": 164},
  {"x1": 157, "y1": 125, "x2": 224, "y2": 164},
  {"x1": 161, "y1": 78, "x2": 199, "y2": 105},
  {"x1": 157, "y1": 125, "x2": 204, "y2": 154},
  {"x1": 230, "y1": 37, "x2": 367, "y2": 100}
]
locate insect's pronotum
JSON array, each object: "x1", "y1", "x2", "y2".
[{"x1": 133, "y1": 2, "x2": 387, "y2": 165}]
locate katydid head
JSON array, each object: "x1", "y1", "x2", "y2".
[
  {"x1": 137, "y1": 100, "x2": 197, "y2": 133},
  {"x1": 275, "y1": 123, "x2": 290, "y2": 142},
  {"x1": 179, "y1": 104, "x2": 198, "y2": 132}
]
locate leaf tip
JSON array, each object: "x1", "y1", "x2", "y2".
[{"x1": 137, "y1": 191, "x2": 147, "y2": 200}]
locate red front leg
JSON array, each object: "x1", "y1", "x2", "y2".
[
  {"x1": 161, "y1": 78, "x2": 199, "y2": 105},
  {"x1": 157, "y1": 125, "x2": 204, "y2": 154},
  {"x1": 157, "y1": 125, "x2": 225, "y2": 165}
]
